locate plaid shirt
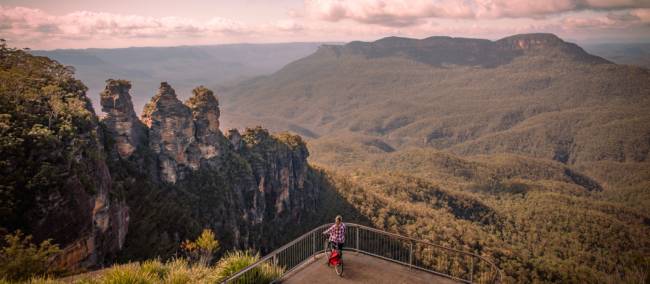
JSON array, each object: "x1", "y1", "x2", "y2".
[{"x1": 324, "y1": 223, "x2": 346, "y2": 244}]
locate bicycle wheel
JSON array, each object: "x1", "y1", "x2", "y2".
[{"x1": 335, "y1": 262, "x2": 343, "y2": 276}]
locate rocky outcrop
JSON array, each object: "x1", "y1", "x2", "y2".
[
  {"x1": 100, "y1": 79, "x2": 146, "y2": 159},
  {"x1": 226, "y1": 128, "x2": 242, "y2": 150},
  {"x1": 496, "y1": 33, "x2": 611, "y2": 64},
  {"x1": 34, "y1": 156, "x2": 129, "y2": 271},
  {"x1": 185, "y1": 86, "x2": 228, "y2": 168},
  {"x1": 137, "y1": 83, "x2": 233, "y2": 183},
  {"x1": 239, "y1": 128, "x2": 312, "y2": 223},
  {"x1": 99, "y1": 81, "x2": 320, "y2": 256},
  {"x1": 142, "y1": 82, "x2": 195, "y2": 183},
  {"x1": 1, "y1": 45, "x2": 322, "y2": 273}
]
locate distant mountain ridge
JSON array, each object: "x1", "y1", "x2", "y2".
[
  {"x1": 316, "y1": 33, "x2": 610, "y2": 68},
  {"x1": 30, "y1": 43, "x2": 329, "y2": 114}
]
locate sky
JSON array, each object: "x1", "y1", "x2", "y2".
[{"x1": 1, "y1": 0, "x2": 650, "y2": 50}]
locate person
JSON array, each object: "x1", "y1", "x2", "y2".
[{"x1": 323, "y1": 215, "x2": 346, "y2": 257}]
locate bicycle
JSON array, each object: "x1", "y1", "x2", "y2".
[{"x1": 325, "y1": 240, "x2": 344, "y2": 276}]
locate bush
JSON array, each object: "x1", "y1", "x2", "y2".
[
  {"x1": 0, "y1": 231, "x2": 61, "y2": 281},
  {"x1": 8, "y1": 249, "x2": 282, "y2": 283},
  {"x1": 164, "y1": 258, "x2": 218, "y2": 284},
  {"x1": 139, "y1": 259, "x2": 168, "y2": 280},
  {"x1": 181, "y1": 229, "x2": 220, "y2": 266},
  {"x1": 215, "y1": 251, "x2": 283, "y2": 283},
  {"x1": 102, "y1": 263, "x2": 156, "y2": 284}
]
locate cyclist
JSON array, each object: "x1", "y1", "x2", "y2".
[{"x1": 323, "y1": 215, "x2": 346, "y2": 257}]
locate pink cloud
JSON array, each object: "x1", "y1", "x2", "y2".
[
  {"x1": 560, "y1": 8, "x2": 650, "y2": 29},
  {"x1": 305, "y1": 0, "x2": 650, "y2": 26},
  {"x1": 1, "y1": 2, "x2": 648, "y2": 49},
  {"x1": 0, "y1": 5, "x2": 250, "y2": 45}
]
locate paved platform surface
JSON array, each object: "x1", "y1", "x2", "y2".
[{"x1": 280, "y1": 252, "x2": 460, "y2": 284}]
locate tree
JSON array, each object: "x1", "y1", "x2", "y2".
[
  {"x1": 181, "y1": 229, "x2": 220, "y2": 266},
  {"x1": 0, "y1": 230, "x2": 61, "y2": 281}
]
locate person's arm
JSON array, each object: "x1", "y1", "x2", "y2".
[{"x1": 323, "y1": 225, "x2": 333, "y2": 234}]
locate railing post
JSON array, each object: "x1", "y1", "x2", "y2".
[
  {"x1": 356, "y1": 226, "x2": 360, "y2": 254},
  {"x1": 469, "y1": 257, "x2": 474, "y2": 283},
  {"x1": 312, "y1": 232, "x2": 316, "y2": 260},
  {"x1": 408, "y1": 241, "x2": 413, "y2": 270}
]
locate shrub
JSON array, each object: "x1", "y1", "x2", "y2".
[
  {"x1": 164, "y1": 258, "x2": 218, "y2": 284},
  {"x1": 215, "y1": 251, "x2": 283, "y2": 283},
  {"x1": 25, "y1": 277, "x2": 64, "y2": 284},
  {"x1": 139, "y1": 259, "x2": 168, "y2": 280},
  {"x1": 181, "y1": 229, "x2": 220, "y2": 266},
  {"x1": 102, "y1": 263, "x2": 156, "y2": 284},
  {"x1": 0, "y1": 231, "x2": 61, "y2": 281}
]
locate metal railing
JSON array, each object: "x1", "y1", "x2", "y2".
[{"x1": 222, "y1": 223, "x2": 502, "y2": 284}]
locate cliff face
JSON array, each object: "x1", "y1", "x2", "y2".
[
  {"x1": 186, "y1": 87, "x2": 227, "y2": 167},
  {"x1": 2, "y1": 45, "x2": 326, "y2": 271},
  {"x1": 0, "y1": 48, "x2": 128, "y2": 271},
  {"x1": 100, "y1": 81, "x2": 320, "y2": 259},
  {"x1": 100, "y1": 79, "x2": 146, "y2": 159},
  {"x1": 141, "y1": 82, "x2": 196, "y2": 183}
]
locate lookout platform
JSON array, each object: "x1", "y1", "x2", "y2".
[{"x1": 280, "y1": 252, "x2": 460, "y2": 284}]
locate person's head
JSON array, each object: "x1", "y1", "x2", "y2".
[{"x1": 335, "y1": 215, "x2": 342, "y2": 225}]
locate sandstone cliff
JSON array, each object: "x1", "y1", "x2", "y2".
[
  {"x1": 1, "y1": 44, "x2": 329, "y2": 271},
  {"x1": 0, "y1": 48, "x2": 129, "y2": 272},
  {"x1": 100, "y1": 81, "x2": 321, "y2": 260},
  {"x1": 100, "y1": 79, "x2": 146, "y2": 159}
]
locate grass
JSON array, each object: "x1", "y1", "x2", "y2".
[{"x1": 0, "y1": 251, "x2": 284, "y2": 284}]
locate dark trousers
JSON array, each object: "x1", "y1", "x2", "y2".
[{"x1": 329, "y1": 241, "x2": 344, "y2": 254}]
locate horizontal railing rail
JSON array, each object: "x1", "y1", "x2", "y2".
[{"x1": 221, "y1": 223, "x2": 502, "y2": 284}]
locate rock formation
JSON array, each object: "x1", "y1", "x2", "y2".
[
  {"x1": 1, "y1": 47, "x2": 330, "y2": 273},
  {"x1": 142, "y1": 82, "x2": 196, "y2": 183},
  {"x1": 185, "y1": 86, "x2": 228, "y2": 168},
  {"x1": 100, "y1": 79, "x2": 146, "y2": 159},
  {"x1": 226, "y1": 128, "x2": 242, "y2": 150},
  {"x1": 99, "y1": 80, "x2": 320, "y2": 257}
]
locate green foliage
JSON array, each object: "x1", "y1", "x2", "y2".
[
  {"x1": 70, "y1": 261, "x2": 200, "y2": 284},
  {"x1": 0, "y1": 42, "x2": 105, "y2": 248},
  {"x1": 7, "y1": 250, "x2": 284, "y2": 284},
  {"x1": 0, "y1": 231, "x2": 61, "y2": 281},
  {"x1": 318, "y1": 150, "x2": 650, "y2": 283},
  {"x1": 102, "y1": 263, "x2": 157, "y2": 284},
  {"x1": 275, "y1": 132, "x2": 306, "y2": 149},
  {"x1": 214, "y1": 251, "x2": 283, "y2": 283},
  {"x1": 181, "y1": 229, "x2": 220, "y2": 266},
  {"x1": 138, "y1": 259, "x2": 169, "y2": 280}
]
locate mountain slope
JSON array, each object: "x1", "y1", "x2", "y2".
[
  {"x1": 219, "y1": 33, "x2": 650, "y2": 282},
  {"x1": 220, "y1": 33, "x2": 649, "y2": 187}
]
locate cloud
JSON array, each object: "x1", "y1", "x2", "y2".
[
  {"x1": 305, "y1": 0, "x2": 474, "y2": 26},
  {"x1": 1, "y1": 3, "x2": 648, "y2": 49},
  {"x1": 559, "y1": 8, "x2": 650, "y2": 29},
  {"x1": 305, "y1": 0, "x2": 650, "y2": 26},
  {"x1": 0, "y1": 5, "x2": 251, "y2": 45},
  {"x1": 273, "y1": 19, "x2": 305, "y2": 32}
]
